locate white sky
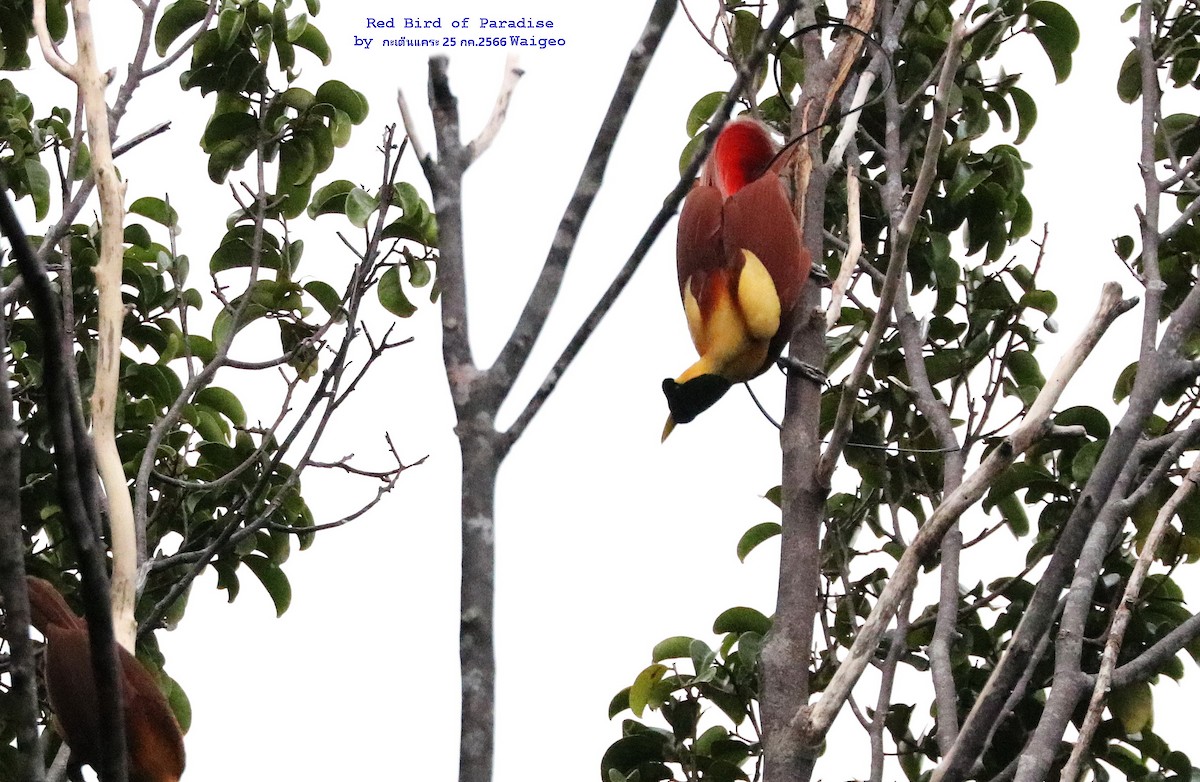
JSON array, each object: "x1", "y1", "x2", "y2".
[{"x1": 11, "y1": 1, "x2": 1194, "y2": 780}]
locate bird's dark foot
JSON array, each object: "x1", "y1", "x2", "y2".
[
  {"x1": 808, "y1": 265, "x2": 831, "y2": 286},
  {"x1": 776, "y1": 357, "x2": 827, "y2": 385}
]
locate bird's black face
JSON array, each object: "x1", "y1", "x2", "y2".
[{"x1": 662, "y1": 374, "x2": 734, "y2": 425}]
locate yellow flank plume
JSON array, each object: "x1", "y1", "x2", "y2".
[
  {"x1": 735, "y1": 250, "x2": 781, "y2": 341},
  {"x1": 675, "y1": 252, "x2": 781, "y2": 386}
]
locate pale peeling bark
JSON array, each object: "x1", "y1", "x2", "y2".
[{"x1": 33, "y1": 0, "x2": 137, "y2": 651}]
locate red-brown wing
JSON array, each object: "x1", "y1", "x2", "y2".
[
  {"x1": 26, "y1": 577, "x2": 87, "y2": 633},
  {"x1": 122, "y1": 652, "x2": 185, "y2": 782},
  {"x1": 40, "y1": 610, "x2": 185, "y2": 782},
  {"x1": 721, "y1": 173, "x2": 810, "y2": 371},
  {"x1": 720, "y1": 173, "x2": 809, "y2": 316},
  {"x1": 43, "y1": 625, "x2": 103, "y2": 770},
  {"x1": 676, "y1": 183, "x2": 725, "y2": 298}
]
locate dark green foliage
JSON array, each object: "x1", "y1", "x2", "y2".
[
  {"x1": 0, "y1": 0, "x2": 437, "y2": 757},
  {"x1": 604, "y1": 618, "x2": 763, "y2": 782},
  {"x1": 608, "y1": 2, "x2": 1200, "y2": 779}
]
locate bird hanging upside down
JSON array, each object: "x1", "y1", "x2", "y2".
[
  {"x1": 662, "y1": 118, "x2": 812, "y2": 440},
  {"x1": 26, "y1": 576, "x2": 186, "y2": 782}
]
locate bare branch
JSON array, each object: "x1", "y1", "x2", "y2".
[
  {"x1": 825, "y1": 161, "x2": 863, "y2": 330},
  {"x1": 467, "y1": 55, "x2": 524, "y2": 162},
  {"x1": 484, "y1": 0, "x2": 679, "y2": 412},
  {"x1": 827, "y1": 66, "x2": 878, "y2": 166},
  {"x1": 32, "y1": 0, "x2": 76, "y2": 78},
  {"x1": 396, "y1": 88, "x2": 430, "y2": 163}
]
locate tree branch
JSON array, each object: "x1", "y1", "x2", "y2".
[
  {"x1": 796, "y1": 283, "x2": 1134, "y2": 749},
  {"x1": 0, "y1": 187, "x2": 127, "y2": 782},
  {"x1": 815, "y1": 18, "x2": 965, "y2": 485},
  {"x1": 1061, "y1": 456, "x2": 1200, "y2": 782},
  {"x1": 485, "y1": 0, "x2": 678, "y2": 412},
  {"x1": 0, "y1": 300, "x2": 46, "y2": 782},
  {"x1": 467, "y1": 55, "x2": 524, "y2": 163}
]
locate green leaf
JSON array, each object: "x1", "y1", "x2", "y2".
[
  {"x1": 1005, "y1": 85, "x2": 1035, "y2": 144},
  {"x1": 1054, "y1": 406, "x2": 1111, "y2": 439},
  {"x1": 1071, "y1": 439, "x2": 1106, "y2": 483},
  {"x1": 308, "y1": 179, "x2": 355, "y2": 217},
  {"x1": 629, "y1": 664, "x2": 668, "y2": 717},
  {"x1": 736, "y1": 522, "x2": 780, "y2": 562},
  {"x1": 1031, "y1": 25, "x2": 1073, "y2": 83},
  {"x1": 345, "y1": 187, "x2": 377, "y2": 228},
  {"x1": 195, "y1": 386, "x2": 246, "y2": 427},
  {"x1": 1113, "y1": 361, "x2": 1138, "y2": 403},
  {"x1": 315, "y1": 80, "x2": 368, "y2": 124},
  {"x1": 1026, "y1": 2, "x2": 1079, "y2": 48},
  {"x1": 1109, "y1": 680, "x2": 1153, "y2": 734},
  {"x1": 949, "y1": 169, "x2": 990, "y2": 205},
  {"x1": 201, "y1": 112, "x2": 257, "y2": 152},
  {"x1": 408, "y1": 257, "x2": 431, "y2": 287},
  {"x1": 161, "y1": 671, "x2": 193, "y2": 733},
  {"x1": 279, "y1": 87, "x2": 316, "y2": 111},
  {"x1": 608, "y1": 687, "x2": 631, "y2": 719},
  {"x1": 678, "y1": 133, "x2": 706, "y2": 175},
  {"x1": 1018, "y1": 289, "x2": 1057, "y2": 315},
  {"x1": 651, "y1": 636, "x2": 694, "y2": 662},
  {"x1": 24, "y1": 159, "x2": 49, "y2": 220},
  {"x1": 194, "y1": 409, "x2": 228, "y2": 443},
  {"x1": 243, "y1": 554, "x2": 292, "y2": 617},
  {"x1": 378, "y1": 266, "x2": 417, "y2": 318},
  {"x1": 286, "y1": 13, "x2": 309, "y2": 42},
  {"x1": 689, "y1": 638, "x2": 715, "y2": 674},
  {"x1": 155, "y1": 0, "x2": 211, "y2": 57},
  {"x1": 1116, "y1": 49, "x2": 1141, "y2": 103},
  {"x1": 217, "y1": 7, "x2": 244, "y2": 50},
  {"x1": 209, "y1": 235, "x2": 282, "y2": 273},
  {"x1": 712, "y1": 606, "x2": 771, "y2": 636},
  {"x1": 129, "y1": 197, "x2": 179, "y2": 227},
  {"x1": 996, "y1": 493, "x2": 1029, "y2": 537},
  {"x1": 686, "y1": 91, "x2": 726, "y2": 136},
  {"x1": 730, "y1": 10, "x2": 761, "y2": 64},
  {"x1": 304, "y1": 280, "x2": 344, "y2": 319},
  {"x1": 1114, "y1": 234, "x2": 1135, "y2": 260},
  {"x1": 600, "y1": 734, "x2": 671, "y2": 782},
  {"x1": 124, "y1": 224, "x2": 153, "y2": 249},
  {"x1": 293, "y1": 22, "x2": 331, "y2": 65},
  {"x1": 70, "y1": 142, "x2": 91, "y2": 181},
  {"x1": 278, "y1": 138, "x2": 315, "y2": 188},
  {"x1": 1026, "y1": 1, "x2": 1079, "y2": 82},
  {"x1": 984, "y1": 462, "x2": 1053, "y2": 512},
  {"x1": 278, "y1": 180, "x2": 311, "y2": 221}
]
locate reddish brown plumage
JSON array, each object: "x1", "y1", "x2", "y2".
[
  {"x1": 26, "y1": 576, "x2": 186, "y2": 782},
  {"x1": 664, "y1": 118, "x2": 811, "y2": 435}
]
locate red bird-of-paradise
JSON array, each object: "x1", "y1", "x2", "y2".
[
  {"x1": 662, "y1": 118, "x2": 812, "y2": 439},
  {"x1": 26, "y1": 576, "x2": 186, "y2": 782}
]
